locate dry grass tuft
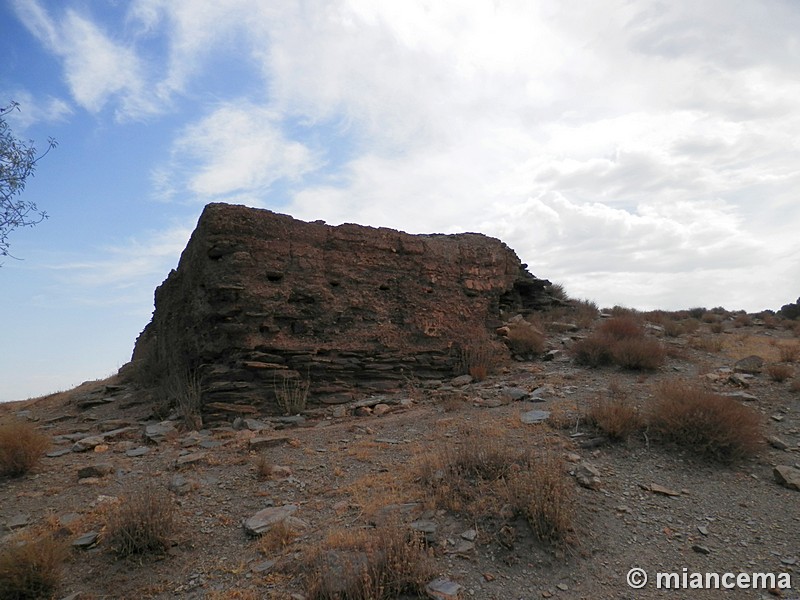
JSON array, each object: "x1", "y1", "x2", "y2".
[
  {"x1": 572, "y1": 316, "x2": 664, "y2": 370},
  {"x1": 778, "y1": 343, "x2": 800, "y2": 363},
  {"x1": 419, "y1": 425, "x2": 576, "y2": 549},
  {"x1": 649, "y1": 381, "x2": 762, "y2": 463},
  {"x1": 0, "y1": 420, "x2": 50, "y2": 478},
  {"x1": 457, "y1": 341, "x2": 504, "y2": 381},
  {"x1": 254, "y1": 454, "x2": 274, "y2": 480},
  {"x1": 303, "y1": 523, "x2": 433, "y2": 600},
  {"x1": 505, "y1": 451, "x2": 576, "y2": 547},
  {"x1": 257, "y1": 520, "x2": 298, "y2": 555},
  {"x1": 504, "y1": 320, "x2": 546, "y2": 357},
  {"x1": 105, "y1": 484, "x2": 176, "y2": 557},
  {"x1": 0, "y1": 533, "x2": 67, "y2": 600},
  {"x1": 586, "y1": 382, "x2": 643, "y2": 442},
  {"x1": 767, "y1": 363, "x2": 794, "y2": 382},
  {"x1": 275, "y1": 376, "x2": 310, "y2": 415}
]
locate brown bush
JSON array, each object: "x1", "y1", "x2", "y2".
[
  {"x1": 586, "y1": 396, "x2": 643, "y2": 442},
  {"x1": 257, "y1": 520, "x2": 297, "y2": 555},
  {"x1": 778, "y1": 343, "x2": 800, "y2": 363},
  {"x1": 505, "y1": 451, "x2": 576, "y2": 547},
  {"x1": 733, "y1": 313, "x2": 752, "y2": 328},
  {"x1": 304, "y1": 523, "x2": 432, "y2": 600},
  {"x1": 0, "y1": 534, "x2": 67, "y2": 600},
  {"x1": 505, "y1": 321, "x2": 546, "y2": 357},
  {"x1": 611, "y1": 337, "x2": 665, "y2": 370},
  {"x1": 767, "y1": 364, "x2": 794, "y2": 382},
  {"x1": 572, "y1": 317, "x2": 664, "y2": 370},
  {"x1": 254, "y1": 454, "x2": 274, "y2": 480},
  {"x1": 419, "y1": 424, "x2": 520, "y2": 514},
  {"x1": 597, "y1": 315, "x2": 643, "y2": 340},
  {"x1": 105, "y1": 484, "x2": 176, "y2": 557},
  {"x1": 419, "y1": 426, "x2": 576, "y2": 549},
  {"x1": 571, "y1": 335, "x2": 615, "y2": 367},
  {"x1": 457, "y1": 341, "x2": 504, "y2": 381},
  {"x1": 0, "y1": 421, "x2": 50, "y2": 478},
  {"x1": 649, "y1": 381, "x2": 762, "y2": 462},
  {"x1": 663, "y1": 320, "x2": 685, "y2": 338}
]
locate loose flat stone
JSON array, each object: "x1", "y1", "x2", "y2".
[
  {"x1": 126, "y1": 446, "x2": 150, "y2": 457},
  {"x1": 175, "y1": 451, "x2": 208, "y2": 468},
  {"x1": 721, "y1": 391, "x2": 759, "y2": 402},
  {"x1": 575, "y1": 464, "x2": 602, "y2": 490},
  {"x1": 248, "y1": 436, "x2": 291, "y2": 450},
  {"x1": 773, "y1": 465, "x2": 800, "y2": 491},
  {"x1": 46, "y1": 448, "x2": 72, "y2": 458},
  {"x1": 768, "y1": 437, "x2": 790, "y2": 451},
  {"x1": 251, "y1": 559, "x2": 276, "y2": 574},
  {"x1": 734, "y1": 355, "x2": 764, "y2": 374},
  {"x1": 643, "y1": 483, "x2": 681, "y2": 497},
  {"x1": 243, "y1": 504, "x2": 299, "y2": 537},
  {"x1": 500, "y1": 387, "x2": 529, "y2": 401},
  {"x1": 451, "y1": 375, "x2": 473, "y2": 387},
  {"x1": 144, "y1": 421, "x2": 177, "y2": 443},
  {"x1": 692, "y1": 544, "x2": 711, "y2": 555},
  {"x1": 169, "y1": 474, "x2": 194, "y2": 495},
  {"x1": 72, "y1": 531, "x2": 99, "y2": 548},
  {"x1": 520, "y1": 410, "x2": 550, "y2": 424},
  {"x1": 461, "y1": 529, "x2": 478, "y2": 541},
  {"x1": 72, "y1": 436, "x2": 106, "y2": 452},
  {"x1": 6, "y1": 514, "x2": 31, "y2": 530},
  {"x1": 425, "y1": 577, "x2": 463, "y2": 600},
  {"x1": 77, "y1": 463, "x2": 114, "y2": 479}
]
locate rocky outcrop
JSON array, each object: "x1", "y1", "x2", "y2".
[{"x1": 128, "y1": 203, "x2": 556, "y2": 417}]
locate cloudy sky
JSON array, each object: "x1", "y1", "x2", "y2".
[{"x1": 2, "y1": 0, "x2": 799, "y2": 402}]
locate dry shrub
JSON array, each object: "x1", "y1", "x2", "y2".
[
  {"x1": 419, "y1": 425, "x2": 519, "y2": 514},
  {"x1": 571, "y1": 335, "x2": 615, "y2": 367},
  {"x1": 505, "y1": 321, "x2": 546, "y2": 357},
  {"x1": 649, "y1": 381, "x2": 762, "y2": 463},
  {"x1": 709, "y1": 321, "x2": 725, "y2": 334},
  {"x1": 257, "y1": 520, "x2": 297, "y2": 555},
  {"x1": 304, "y1": 524, "x2": 432, "y2": 600},
  {"x1": 663, "y1": 320, "x2": 685, "y2": 338},
  {"x1": 572, "y1": 317, "x2": 664, "y2": 370},
  {"x1": 0, "y1": 420, "x2": 50, "y2": 478},
  {"x1": 611, "y1": 337, "x2": 665, "y2": 370},
  {"x1": 254, "y1": 454, "x2": 274, "y2": 480},
  {"x1": 689, "y1": 335, "x2": 723, "y2": 353},
  {"x1": 586, "y1": 384, "x2": 643, "y2": 442},
  {"x1": 105, "y1": 484, "x2": 176, "y2": 557},
  {"x1": 275, "y1": 376, "x2": 310, "y2": 415},
  {"x1": 733, "y1": 313, "x2": 752, "y2": 328},
  {"x1": 791, "y1": 379, "x2": 800, "y2": 393},
  {"x1": 419, "y1": 426, "x2": 576, "y2": 549},
  {"x1": 457, "y1": 341, "x2": 503, "y2": 381},
  {"x1": 0, "y1": 534, "x2": 67, "y2": 600},
  {"x1": 569, "y1": 299, "x2": 599, "y2": 328},
  {"x1": 778, "y1": 343, "x2": 800, "y2": 363},
  {"x1": 505, "y1": 451, "x2": 576, "y2": 548},
  {"x1": 767, "y1": 364, "x2": 793, "y2": 382}
]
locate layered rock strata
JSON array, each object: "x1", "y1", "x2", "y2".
[{"x1": 129, "y1": 203, "x2": 555, "y2": 417}]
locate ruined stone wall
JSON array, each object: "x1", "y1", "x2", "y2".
[{"x1": 130, "y1": 203, "x2": 554, "y2": 417}]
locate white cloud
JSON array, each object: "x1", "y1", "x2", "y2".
[
  {"x1": 13, "y1": 0, "x2": 800, "y2": 312},
  {"x1": 44, "y1": 224, "x2": 193, "y2": 298},
  {"x1": 12, "y1": 0, "x2": 153, "y2": 118},
  {"x1": 2, "y1": 89, "x2": 73, "y2": 131},
  {"x1": 156, "y1": 102, "x2": 319, "y2": 201}
]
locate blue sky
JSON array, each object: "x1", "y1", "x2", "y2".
[{"x1": 2, "y1": 0, "x2": 800, "y2": 402}]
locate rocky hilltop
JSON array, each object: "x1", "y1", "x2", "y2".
[{"x1": 129, "y1": 203, "x2": 556, "y2": 417}]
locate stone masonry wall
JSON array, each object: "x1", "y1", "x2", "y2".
[{"x1": 129, "y1": 203, "x2": 555, "y2": 417}]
